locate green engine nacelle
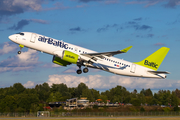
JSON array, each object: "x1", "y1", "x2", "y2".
[
  {"x1": 52, "y1": 55, "x2": 69, "y2": 66},
  {"x1": 62, "y1": 50, "x2": 79, "y2": 64},
  {"x1": 52, "y1": 50, "x2": 79, "y2": 66}
]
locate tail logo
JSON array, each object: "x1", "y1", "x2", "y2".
[{"x1": 144, "y1": 60, "x2": 158, "y2": 69}]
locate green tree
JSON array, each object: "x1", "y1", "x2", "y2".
[
  {"x1": 156, "y1": 90, "x2": 171, "y2": 105},
  {"x1": 91, "y1": 89, "x2": 100, "y2": 101},
  {"x1": 69, "y1": 87, "x2": 76, "y2": 98},
  {"x1": 74, "y1": 83, "x2": 88, "y2": 98},
  {"x1": 171, "y1": 91, "x2": 179, "y2": 106},
  {"x1": 138, "y1": 93, "x2": 146, "y2": 105},
  {"x1": 30, "y1": 103, "x2": 40, "y2": 112},
  {"x1": 145, "y1": 88, "x2": 153, "y2": 96},
  {"x1": 0, "y1": 95, "x2": 17, "y2": 112},
  {"x1": 13, "y1": 83, "x2": 25, "y2": 94},
  {"x1": 175, "y1": 89, "x2": 180, "y2": 98},
  {"x1": 35, "y1": 82, "x2": 51, "y2": 102},
  {"x1": 46, "y1": 92, "x2": 63, "y2": 102},
  {"x1": 99, "y1": 95, "x2": 108, "y2": 103},
  {"x1": 82, "y1": 88, "x2": 94, "y2": 102},
  {"x1": 145, "y1": 96, "x2": 153, "y2": 105},
  {"x1": 130, "y1": 98, "x2": 141, "y2": 106}
]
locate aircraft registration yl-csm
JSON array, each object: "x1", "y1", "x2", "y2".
[{"x1": 8, "y1": 32, "x2": 170, "y2": 79}]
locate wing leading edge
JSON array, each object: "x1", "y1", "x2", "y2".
[{"x1": 81, "y1": 46, "x2": 132, "y2": 60}]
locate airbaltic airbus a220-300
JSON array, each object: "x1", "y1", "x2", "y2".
[{"x1": 9, "y1": 32, "x2": 170, "y2": 79}]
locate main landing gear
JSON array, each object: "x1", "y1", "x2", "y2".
[
  {"x1": 76, "y1": 65, "x2": 89, "y2": 74},
  {"x1": 18, "y1": 44, "x2": 24, "y2": 54}
]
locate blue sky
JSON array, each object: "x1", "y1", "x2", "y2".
[{"x1": 0, "y1": 0, "x2": 180, "y2": 91}]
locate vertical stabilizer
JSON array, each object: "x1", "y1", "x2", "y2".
[{"x1": 134, "y1": 47, "x2": 170, "y2": 71}]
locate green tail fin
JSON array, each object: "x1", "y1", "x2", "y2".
[{"x1": 134, "y1": 47, "x2": 170, "y2": 71}]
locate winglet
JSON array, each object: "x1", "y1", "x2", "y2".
[{"x1": 121, "y1": 46, "x2": 132, "y2": 53}]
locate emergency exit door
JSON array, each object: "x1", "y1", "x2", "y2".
[
  {"x1": 30, "y1": 33, "x2": 36, "y2": 43},
  {"x1": 130, "y1": 64, "x2": 136, "y2": 73}
]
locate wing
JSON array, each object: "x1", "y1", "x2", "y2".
[{"x1": 81, "y1": 46, "x2": 132, "y2": 61}]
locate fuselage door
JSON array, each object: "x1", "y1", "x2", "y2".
[
  {"x1": 30, "y1": 33, "x2": 36, "y2": 43},
  {"x1": 130, "y1": 64, "x2": 136, "y2": 73},
  {"x1": 74, "y1": 47, "x2": 78, "y2": 53}
]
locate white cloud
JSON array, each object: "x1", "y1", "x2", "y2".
[
  {"x1": 16, "y1": 49, "x2": 40, "y2": 67},
  {"x1": 0, "y1": 66, "x2": 33, "y2": 72},
  {"x1": 0, "y1": 42, "x2": 17, "y2": 54},
  {"x1": 29, "y1": 19, "x2": 49, "y2": 24},
  {"x1": 0, "y1": 49, "x2": 40, "y2": 72},
  {"x1": 12, "y1": 0, "x2": 42, "y2": 11},
  {"x1": 63, "y1": 66, "x2": 77, "y2": 73},
  {"x1": 17, "y1": 49, "x2": 38, "y2": 61},
  {"x1": 43, "y1": 63, "x2": 61, "y2": 68},
  {"x1": 47, "y1": 74, "x2": 180, "y2": 90},
  {"x1": 23, "y1": 81, "x2": 35, "y2": 88}
]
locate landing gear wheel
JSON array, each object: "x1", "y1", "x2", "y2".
[
  {"x1": 18, "y1": 44, "x2": 24, "y2": 55},
  {"x1": 18, "y1": 51, "x2": 21, "y2": 54},
  {"x1": 77, "y1": 70, "x2": 82, "y2": 74},
  {"x1": 83, "y1": 68, "x2": 89, "y2": 73}
]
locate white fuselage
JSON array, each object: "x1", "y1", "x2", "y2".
[{"x1": 9, "y1": 32, "x2": 166, "y2": 79}]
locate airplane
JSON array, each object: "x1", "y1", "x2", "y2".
[{"x1": 8, "y1": 32, "x2": 170, "y2": 79}]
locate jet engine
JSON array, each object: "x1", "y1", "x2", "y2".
[
  {"x1": 52, "y1": 55, "x2": 70, "y2": 66},
  {"x1": 52, "y1": 50, "x2": 80, "y2": 66}
]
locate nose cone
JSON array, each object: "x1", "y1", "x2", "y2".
[{"x1": 8, "y1": 35, "x2": 15, "y2": 41}]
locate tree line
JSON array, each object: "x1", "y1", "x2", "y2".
[{"x1": 0, "y1": 82, "x2": 179, "y2": 112}]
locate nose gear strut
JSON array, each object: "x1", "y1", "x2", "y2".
[{"x1": 18, "y1": 44, "x2": 24, "y2": 54}]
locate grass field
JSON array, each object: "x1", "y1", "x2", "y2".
[{"x1": 0, "y1": 117, "x2": 180, "y2": 120}]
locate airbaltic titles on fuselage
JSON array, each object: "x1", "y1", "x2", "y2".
[{"x1": 38, "y1": 36, "x2": 68, "y2": 49}]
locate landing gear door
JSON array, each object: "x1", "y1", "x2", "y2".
[
  {"x1": 30, "y1": 33, "x2": 36, "y2": 43},
  {"x1": 130, "y1": 64, "x2": 136, "y2": 73}
]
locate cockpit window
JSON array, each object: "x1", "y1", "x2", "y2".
[{"x1": 16, "y1": 32, "x2": 24, "y2": 36}]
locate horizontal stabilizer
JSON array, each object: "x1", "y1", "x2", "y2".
[{"x1": 148, "y1": 71, "x2": 170, "y2": 74}]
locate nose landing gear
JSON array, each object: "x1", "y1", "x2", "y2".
[{"x1": 18, "y1": 44, "x2": 24, "y2": 54}]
